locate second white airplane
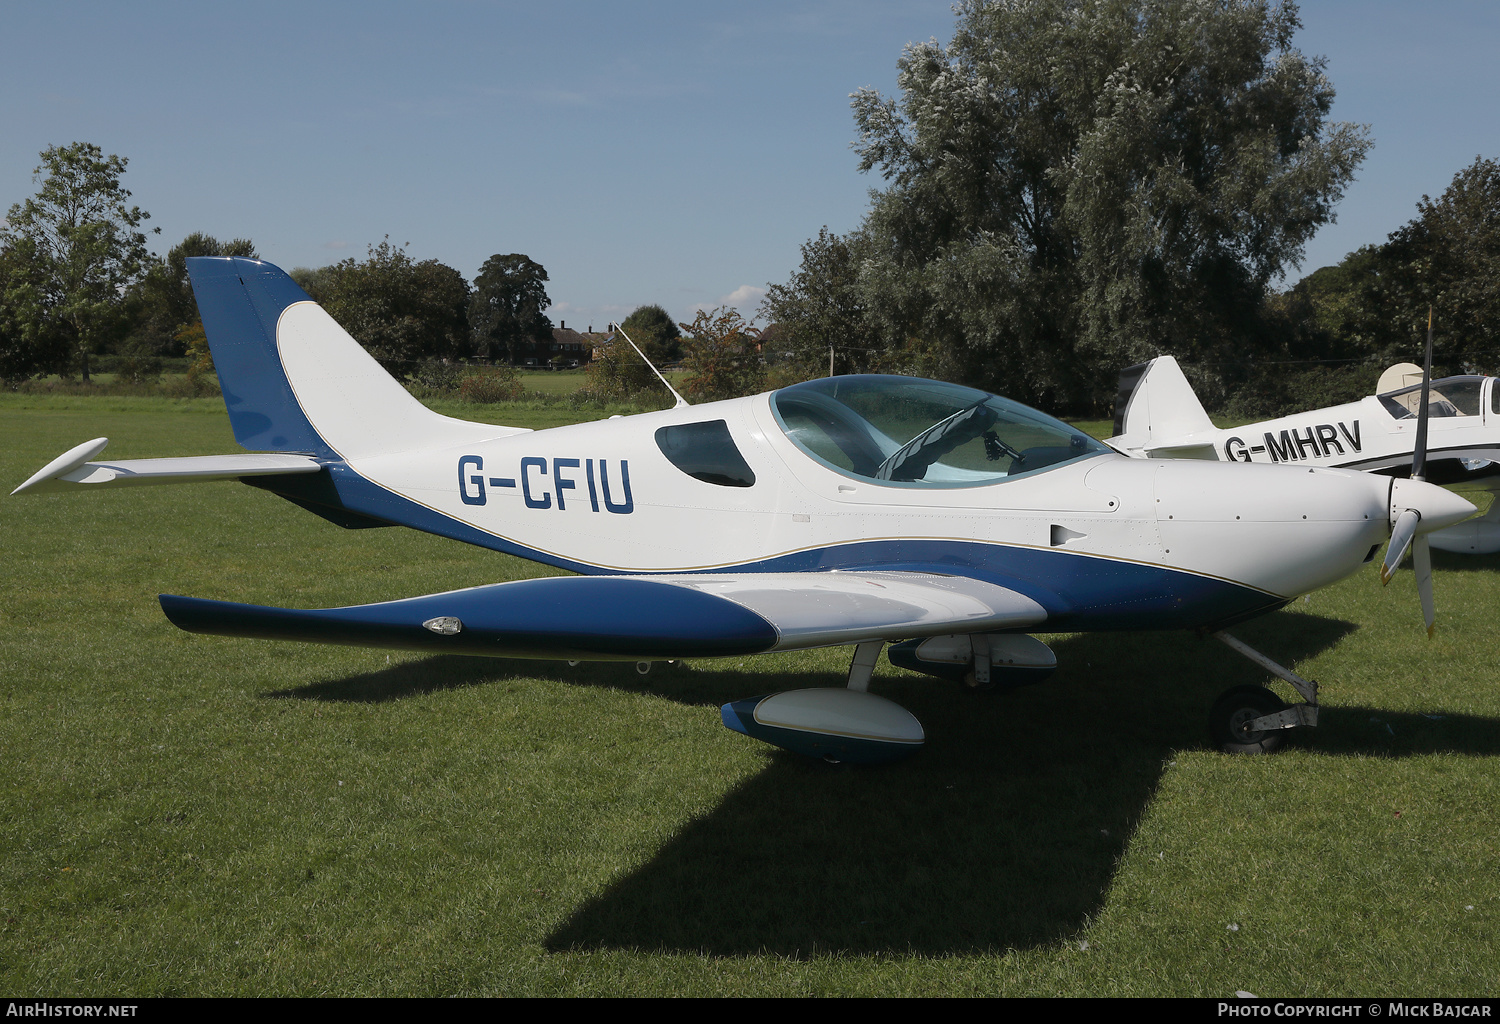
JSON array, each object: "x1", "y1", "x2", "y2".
[{"x1": 1110, "y1": 355, "x2": 1500, "y2": 554}]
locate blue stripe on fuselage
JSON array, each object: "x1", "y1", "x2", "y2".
[{"x1": 297, "y1": 461, "x2": 1283, "y2": 633}]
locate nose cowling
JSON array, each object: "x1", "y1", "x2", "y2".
[{"x1": 1151, "y1": 462, "x2": 1392, "y2": 598}]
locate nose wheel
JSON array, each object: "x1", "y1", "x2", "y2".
[
  {"x1": 1209, "y1": 632, "x2": 1320, "y2": 754},
  {"x1": 1210, "y1": 685, "x2": 1289, "y2": 754}
]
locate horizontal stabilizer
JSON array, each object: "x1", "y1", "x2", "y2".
[
  {"x1": 1140, "y1": 441, "x2": 1219, "y2": 460},
  {"x1": 160, "y1": 570, "x2": 1048, "y2": 660},
  {"x1": 12, "y1": 438, "x2": 321, "y2": 496}
]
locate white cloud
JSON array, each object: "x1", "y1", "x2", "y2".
[
  {"x1": 720, "y1": 284, "x2": 767, "y2": 308},
  {"x1": 683, "y1": 285, "x2": 768, "y2": 325},
  {"x1": 321, "y1": 240, "x2": 351, "y2": 250}
]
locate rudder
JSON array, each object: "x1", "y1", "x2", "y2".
[{"x1": 188, "y1": 257, "x2": 331, "y2": 456}]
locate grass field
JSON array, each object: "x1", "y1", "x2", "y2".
[
  {"x1": 2, "y1": 394, "x2": 1498, "y2": 996},
  {"x1": 516, "y1": 368, "x2": 591, "y2": 396}
]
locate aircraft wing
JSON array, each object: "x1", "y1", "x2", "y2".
[
  {"x1": 159, "y1": 570, "x2": 1049, "y2": 661},
  {"x1": 11, "y1": 437, "x2": 321, "y2": 496}
]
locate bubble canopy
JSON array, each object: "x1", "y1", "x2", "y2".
[{"x1": 769, "y1": 375, "x2": 1112, "y2": 488}]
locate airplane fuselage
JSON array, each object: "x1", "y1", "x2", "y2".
[
  {"x1": 298, "y1": 389, "x2": 1397, "y2": 635},
  {"x1": 1141, "y1": 375, "x2": 1500, "y2": 486}
]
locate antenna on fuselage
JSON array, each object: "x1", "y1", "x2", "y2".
[{"x1": 607, "y1": 323, "x2": 689, "y2": 409}]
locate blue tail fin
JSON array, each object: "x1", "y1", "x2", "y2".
[
  {"x1": 187, "y1": 257, "x2": 523, "y2": 461},
  {"x1": 188, "y1": 257, "x2": 332, "y2": 456}
]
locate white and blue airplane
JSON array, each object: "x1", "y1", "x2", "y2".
[
  {"x1": 1110, "y1": 355, "x2": 1500, "y2": 553},
  {"x1": 10, "y1": 258, "x2": 1477, "y2": 762}
]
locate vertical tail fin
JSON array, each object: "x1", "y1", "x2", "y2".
[
  {"x1": 1110, "y1": 355, "x2": 1216, "y2": 457},
  {"x1": 187, "y1": 257, "x2": 525, "y2": 460},
  {"x1": 188, "y1": 257, "x2": 331, "y2": 456}
]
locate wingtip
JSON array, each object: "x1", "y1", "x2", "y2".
[{"x1": 11, "y1": 437, "x2": 109, "y2": 496}]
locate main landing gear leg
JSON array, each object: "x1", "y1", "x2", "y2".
[
  {"x1": 968, "y1": 634, "x2": 991, "y2": 689},
  {"x1": 847, "y1": 641, "x2": 884, "y2": 692},
  {"x1": 1209, "y1": 631, "x2": 1320, "y2": 754}
]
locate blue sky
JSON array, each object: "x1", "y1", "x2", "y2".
[{"x1": 2, "y1": 1, "x2": 1497, "y2": 328}]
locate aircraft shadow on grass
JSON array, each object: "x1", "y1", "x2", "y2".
[
  {"x1": 265, "y1": 612, "x2": 1500, "y2": 957},
  {"x1": 1429, "y1": 549, "x2": 1500, "y2": 575}
]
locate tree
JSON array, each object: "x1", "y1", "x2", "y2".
[
  {"x1": 1269, "y1": 245, "x2": 1400, "y2": 363},
  {"x1": 759, "y1": 227, "x2": 880, "y2": 380},
  {"x1": 678, "y1": 306, "x2": 764, "y2": 402},
  {"x1": 619, "y1": 304, "x2": 682, "y2": 364},
  {"x1": 469, "y1": 254, "x2": 552, "y2": 364},
  {"x1": 289, "y1": 265, "x2": 338, "y2": 302},
  {"x1": 584, "y1": 304, "x2": 683, "y2": 398},
  {"x1": 1267, "y1": 156, "x2": 1500, "y2": 383},
  {"x1": 0, "y1": 143, "x2": 159, "y2": 381},
  {"x1": 584, "y1": 332, "x2": 656, "y2": 399},
  {"x1": 176, "y1": 319, "x2": 219, "y2": 395},
  {"x1": 1378, "y1": 156, "x2": 1500, "y2": 370},
  {"x1": 0, "y1": 242, "x2": 69, "y2": 382},
  {"x1": 316, "y1": 239, "x2": 471, "y2": 374},
  {"x1": 844, "y1": 0, "x2": 1370, "y2": 412}
]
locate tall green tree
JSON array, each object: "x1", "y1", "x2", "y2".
[
  {"x1": 0, "y1": 242, "x2": 69, "y2": 381},
  {"x1": 619, "y1": 304, "x2": 682, "y2": 364},
  {"x1": 1270, "y1": 156, "x2": 1500, "y2": 381},
  {"x1": 1379, "y1": 156, "x2": 1500, "y2": 370},
  {"x1": 469, "y1": 254, "x2": 552, "y2": 364},
  {"x1": 760, "y1": 227, "x2": 881, "y2": 380},
  {"x1": 1269, "y1": 246, "x2": 1399, "y2": 363},
  {"x1": 317, "y1": 239, "x2": 471, "y2": 374},
  {"x1": 844, "y1": 0, "x2": 1370, "y2": 411},
  {"x1": 0, "y1": 142, "x2": 159, "y2": 381}
]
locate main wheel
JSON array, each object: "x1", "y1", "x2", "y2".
[{"x1": 1210, "y1": 685, "x2": 1289, "y2": 754}]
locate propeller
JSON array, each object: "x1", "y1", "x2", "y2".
[
  {"x1": 1379, "y1": 308, "x2": 1462, "y2": 637},
  {"x1": 1379, "y1": 507, "x2": 1421, "y2": 585}
]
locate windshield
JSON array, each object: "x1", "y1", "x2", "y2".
[
  {"x1": 1378, "y1": 375, "x2": 1486, "y2": 419},
  {"x1": 770, "y1": 375, "x2": 1110, "y2": 487}
]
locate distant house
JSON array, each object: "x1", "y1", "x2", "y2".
[
  {"x1": 549, "y1": 322, "x2": 594, "y2": 367},
  {"x1": 515, "y1": 321, "x2": 596, "y2": 367}
]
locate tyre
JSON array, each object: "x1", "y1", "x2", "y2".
[{"x1": 1210, "y1": 685, "x2": 1289, "y2": 755}]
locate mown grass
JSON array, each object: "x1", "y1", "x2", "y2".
[{"x1": 1, "y1": 395, "x2": 1497, "y2": 996}]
